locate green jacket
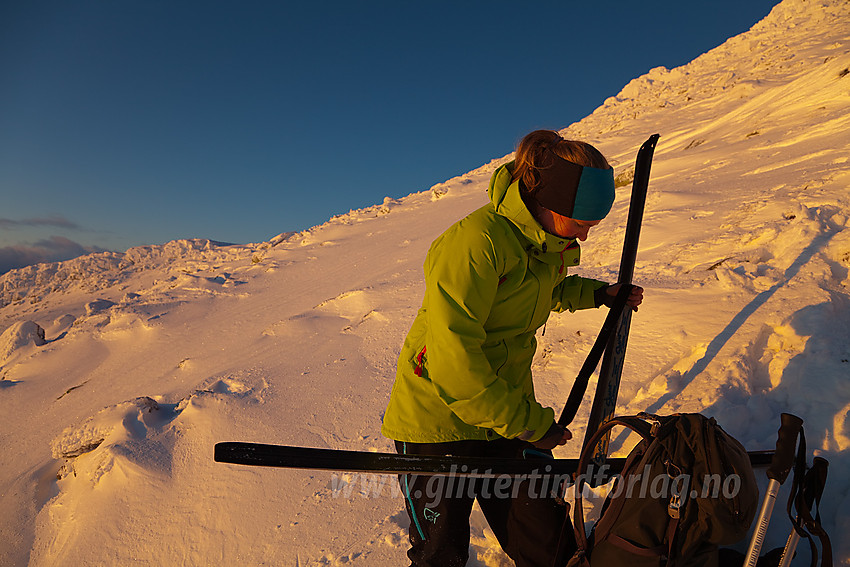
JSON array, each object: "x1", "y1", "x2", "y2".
[{"x1": 381, "y1": 162, "x2": 607, "y2": 444}]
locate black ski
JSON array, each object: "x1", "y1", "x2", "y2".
[
  {"x1": 582, "y1": 134, "x2": 659, "y2": 464},
  {"x1": 215, "y1": 442, "x2": 773, "y2": 477}
]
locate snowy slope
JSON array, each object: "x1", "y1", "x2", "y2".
[{"x1": 1, "y1": 0, "x2": 849, "y2": 564}]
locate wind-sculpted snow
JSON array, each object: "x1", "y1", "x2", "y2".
[
  {"x1": 31, "y1": 375, "x2": 269, "y2": 566},
  {"x1": 1, "y1": 0, "x2": 850, "y2": 565},
  {"x1": 0, "y1": 321, "x2": 46, "y2": 368},
  {"x1": 0, "y1": 239, "x2": 254, "y2": 309}
]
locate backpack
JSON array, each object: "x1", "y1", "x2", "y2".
[{"x1": 566, "y1": 413, "x2": 759, "y2": 567}]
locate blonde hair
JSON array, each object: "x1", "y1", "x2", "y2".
[{"x1": 512, "y1": 130, "x2": 610, "y2": 194}]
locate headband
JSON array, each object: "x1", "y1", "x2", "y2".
[{"x1": 531, "y1": 152, "x2": 615, "y2": 221}]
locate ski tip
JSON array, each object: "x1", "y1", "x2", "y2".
[{"x1": 643, "y1": 133, "x2": 660, "y2": 148}]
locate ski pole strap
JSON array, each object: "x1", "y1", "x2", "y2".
[
  {"x1": 786, "y1": 451, "x2": 832, "y2": 567},
  {"x1": 803, "y1": 458, "x2": 833, "y2": 567},
  {"x1": 558, "y1": 283, "x2": 634, "y2": 427},
  {"x1": 785, "y1": 426, "x2": 813, "y2": 566}
]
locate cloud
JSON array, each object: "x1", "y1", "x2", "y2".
[
  {"x1": 0, "y1": 236, "x2": 110, "y2": 275},
  {"x1": 0, "y1": 215, "x2": 84, "y2": 231}
]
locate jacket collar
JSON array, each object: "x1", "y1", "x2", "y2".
[{"x1": 488, "y1": 162, "x2": 582, "y2": 271}]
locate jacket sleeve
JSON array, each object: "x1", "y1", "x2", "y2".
[
  {"x1": 551, "y1": 275, "x2": 608, "y2": 312},
  {"x1": 422, "y1": 227, "x2": 553, "y2": 442}
]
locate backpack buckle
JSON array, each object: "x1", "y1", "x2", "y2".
[
  {"x1": 638, "y1": 412, "x2": 662, "y2": 436},
  {"x1": 668, "y1": 493, "x2": 682, "y2": 519},
  {"x1": 665, "y1": 458, "x2": 684, "y2": 519}
]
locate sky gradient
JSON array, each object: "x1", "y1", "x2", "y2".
[{"x1": 0, "y1": 0, "x2": 780, "y2": 273}]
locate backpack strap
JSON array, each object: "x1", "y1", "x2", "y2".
[{"x1": 569, "y1": 415, "x2": 657, "y2": 563}]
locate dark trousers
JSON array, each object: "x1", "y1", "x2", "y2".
[{"x1": 395, "y1": 438, "x2": 575, "y2": 567}]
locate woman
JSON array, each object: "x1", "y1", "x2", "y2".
[{"x1": 382, "y1": 130, "x2": 644, "y2": 566}]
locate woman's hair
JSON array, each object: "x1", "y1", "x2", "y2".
[{"x1": 512, "y1": 130, "x2": 610, "y2": 194}]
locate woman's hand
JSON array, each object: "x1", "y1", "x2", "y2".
[
  {"x1": 531, "y1": 423, "x2": 572, "y2": 450},
  {"x1": 605, "y1": 283, "x2": 644, "y2": 311}
]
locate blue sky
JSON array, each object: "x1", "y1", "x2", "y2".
[{"x1": 0, "y1": 0, "x2": 779, "y2": 273}]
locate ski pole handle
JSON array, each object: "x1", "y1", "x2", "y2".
[
  {"x1": 744, "y1": 413, "x2": 803, "y2": 567},
  {"x1": 768, "y1": 413, "x2": 804, "y2": 482}
]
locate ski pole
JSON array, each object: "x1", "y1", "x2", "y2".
[
  {"x1": 744, "y1": 413, "x2": 804, "y2": 567},
  {"x1": 778, "y1": 517, "x2": 803, "y2": 567}
]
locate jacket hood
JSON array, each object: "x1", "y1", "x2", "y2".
[{"x1": 488, "y1": 161, "x2": 582, "y2": 269}]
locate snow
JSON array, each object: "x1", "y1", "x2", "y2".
[{"x1": 1, "y1": 0, "x2": 849, "y2": 564}]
